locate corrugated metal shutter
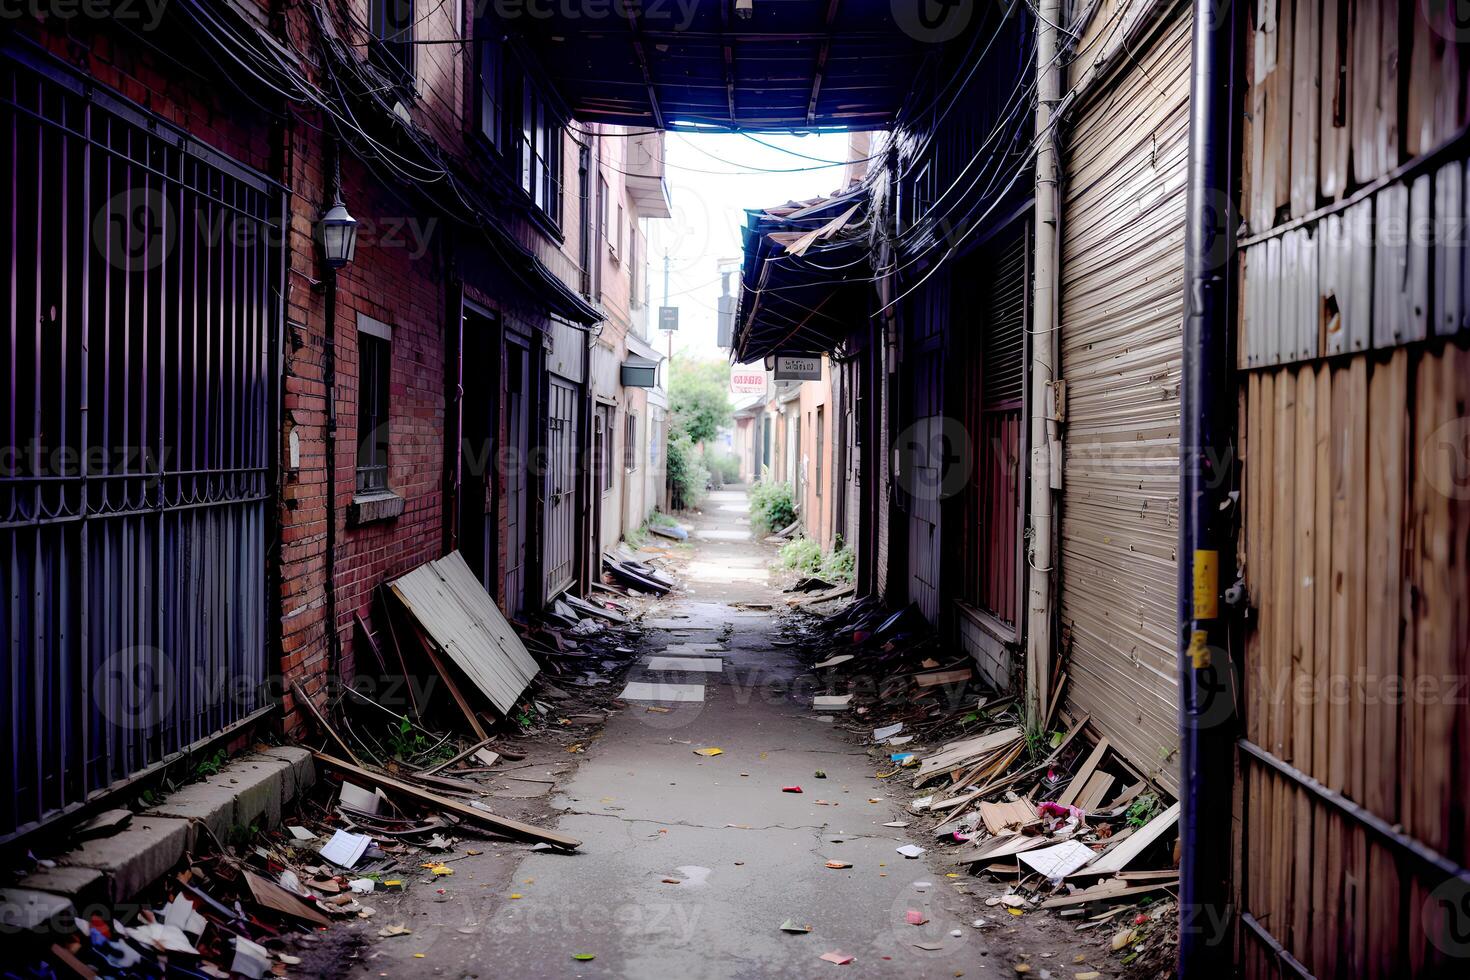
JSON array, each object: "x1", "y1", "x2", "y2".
[
  {"x1": 981, "y1": 232, "x2": 1027, "y2": 404},
  {"x1": 1057, "y1": 7, "x2": 1190, "y2": 795}
]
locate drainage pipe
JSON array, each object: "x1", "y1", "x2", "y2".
[{"x1": 1176, "y1": 0, "x2": 1239, "y2": 974}]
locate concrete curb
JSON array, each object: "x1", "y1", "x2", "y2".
[{"x1": 14, "y1": 747, "x2": 315, "y2": 911}]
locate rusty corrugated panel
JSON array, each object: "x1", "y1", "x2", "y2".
[
  {"x1": 1057, "y1": 7, "x2": 1190, "y2": 795},
  {"x1": 390, "y1": 552, "x2": 540, "y2": 716}
]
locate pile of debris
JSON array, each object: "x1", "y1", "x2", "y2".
[
  {"x1": 791, "y1": 596, "x2": 1181, "y2": 966},
  {"x1": 9, "y1": 548, "x2": 677, "y2": 978}
]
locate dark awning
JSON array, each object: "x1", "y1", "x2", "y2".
[
  {"x1": 499, "y1": 1, "x2": 945, "y2": 131},
  {"x1": 733, "y1": 184, "x2": 873, "y2": 363}
]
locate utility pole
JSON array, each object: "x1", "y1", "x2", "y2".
[{"x1": 1025, "y1": 0, "x2": 1061, "y2": 732}]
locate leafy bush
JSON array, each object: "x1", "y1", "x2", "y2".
[
  {"x1": 777, "y1": 538, "x2": 824, "y2": 574},
  {"x1": 820, "y1": 545, "x2": 855, "y2": 583},
  {"x1": 667, "y1": 431, "x2": 709, "y2": 511},
  {"x1": 749, "y1": 480, "x2": 797, "y2": 535},
  {"x1": 777, "y1": 539, "x2": 856, "y2": 583}
]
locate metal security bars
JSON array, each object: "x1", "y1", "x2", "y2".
[{"x1": 1, "y1": 51, "x2": 280, "y2": 841}]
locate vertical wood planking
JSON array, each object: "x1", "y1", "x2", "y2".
[
  {"x1": 1319, "y1": 0, "x2": 1349, "y2": 200},
  {"x1": 1287, "y1": 0, "x2": 1317, "y2": 220},
  {"x1": 1288, "y1": 363, "x2": 1315, "y2": 960},
  {"x1": 1351, "y1": 0, "x2": 1381, "y2": 183}
]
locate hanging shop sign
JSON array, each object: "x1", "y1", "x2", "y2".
[{"x1": 773, "y1": 354, "x2": 821, "y2": 381}]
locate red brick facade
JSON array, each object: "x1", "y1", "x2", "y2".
[{"x1": 10, "y1": 1, "x2": 603, "y2": 744}]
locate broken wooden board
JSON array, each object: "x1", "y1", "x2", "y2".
[
  {"x1": 913, "y1": 667, "x2": 973, "y2": 688},
  {"x1": 913, "y1": 726, "x2": 1022, "y2": 785},
  {"x1": 1056, "y1": 736, "x2": 1111, "y2": 808},
  {"x1": 1073, "y1": 772, "x2": 1116, "y2": 811},
  {"x1": 291, "y1": 681, "x2": 364, "y2": 766},
  {"x1": 389, "y1": 551, "x2": 540, "y2": 716},
  {"x1": 1039, "y1": 878, "x2": 1179, "y2": 909},
  {"x1": 1081, "y1": 801, "x2": 1180, "y2": 875},
  {"x1": 979, "y1": 800, "x2": 1039, "y2": 836},
  {"x1": 243, "y1": 870, "x2": 330, "y2": 927},
  {"x1": 969, "y1": 833, "x2": 1052, "y2": 861},
  {"x1": 313, "y1": 753, "x2": 581, "y2": 851}
]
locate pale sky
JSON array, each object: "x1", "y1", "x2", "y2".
[{"x1": 650, "y1": 130, "x2": 857, "y2": 362}]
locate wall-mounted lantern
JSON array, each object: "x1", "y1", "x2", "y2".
[{"x1": 318, "y1": 200, "x2": 359, "y2": 269}]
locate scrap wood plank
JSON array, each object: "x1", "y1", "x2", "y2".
[
  {"x1": 313, "y1": 753, "x2": 581, "y2": 851},
  {"x1": 1081, "y1": 801, "x2": 1180, "y2": 875},
  {"x1": 914, "y1": 667, "x2": 973, "y2": 688},
  {"x1": 1039, "y1": 879, "x2": 1179, "y2": 909},
  {"x1": 290, "y1": 681, "x2": 363, "y2": 767},
  {"x1": 970, "y1": 832, "x2": 1051, "y2": 861},
  {"x1": 1074, "y1": 772, "x2": 1116, "y2": 811},
  {"x1": 422, "y1": 737, "x2": 495, "y2": 775},
  {"x1": 1057, "y1": 737, "x2": 1110, "y2": 807},
  {"x1": 354, "y1": 612, "x2": 389, "y2": 675},
  {"x1": 389, "y1": 551, "x2": 539, "y2": 716},
  {"x1": 243, "y1": 870, "x2": 331, "y2": 927},
  {"x1": 980, "y1": 800, "x2": 1039, "y2": 835},
  {"x1": 913, "y1": 726, "x2": 1022, "y2": 785}
]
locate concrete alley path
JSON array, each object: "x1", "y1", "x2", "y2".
[{"x1": 358, "y1": 488, "x2": 1021, "y2": 979}]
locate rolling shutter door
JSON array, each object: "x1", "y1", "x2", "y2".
[{"x1": 1057, "y1": 7, "x2": 1190, "y2": 795}]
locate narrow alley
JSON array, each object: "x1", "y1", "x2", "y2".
[
  {"x1": 304, "y1": 489, "x2": 1108, "y2": 978},
  {"x1": 5, "y1": 2, "x2": 1470, "y2": 978}
]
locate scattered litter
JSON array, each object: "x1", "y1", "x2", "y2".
[
  {"x1": 1017, "y1": 839, "x2": 1097, "y2": 879},
  {"x1": 820, "y1": 951, "x2": 855, "y2": 965},
  {"x1": 783, "y1": 785, "x2": 804, "y2": 794},
  {"x1": 780, "y1": 919, "x2": 813, "y2": 933},
  {"x1": 230, "y1": 937, "x2": 272, "y2": 979},
  {"x1": 320, "y1": 829, "x2": 372, "y2": 869},
  {"x1": 896, "y1": 844, "x2": 926, "y2": 859},
  {"x1": 286, "y1": 824, "x2": 318, "y2": 841},
  {"x1": 693, "y1": 747, "x2": 725, "y2": 757},
  {"x1": 825, "y1": 860, "x2": 852, "y2": 869},
  {"x1": 905, "y1": 909, "x2": 929, "y2": 925}
]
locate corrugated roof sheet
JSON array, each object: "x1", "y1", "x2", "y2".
[{"x1": 390, "y1": 552, "x2": 540, "y2": 715}]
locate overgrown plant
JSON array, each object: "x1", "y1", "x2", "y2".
[
  {"x1": 776, "y1": 538, "x2": 856, "y2": 583},
  {"x1": 748, "y1": 480, "x2": 797, "y2": 535},
  {"x1": 777, "y1": 537, "x2": 823, "y2": 573},
  {"x1": 667, "y1": 432, "x2": 709, "y2": 510},
  {"x1": 1126, "y1": 791, "x2": 1164, "y2": 827}
]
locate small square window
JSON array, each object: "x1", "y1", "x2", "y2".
[{"x1": 356, "y1": 319, "x2": 392, "y2": 495}]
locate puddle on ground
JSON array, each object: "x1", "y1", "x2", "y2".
[{"x1": 673, "y1": 865, "x2": 712, "y2": 888}]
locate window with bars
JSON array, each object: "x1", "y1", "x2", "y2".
[
  {"x1": 356, "y1": 318, "x2": 392, "y2": 495},
  {"x1": 624, "y1": 412, "x2": 638, "y2": 471},
  {"x1": 370, "y1": 0, "x2": 415, "y2": 87}
]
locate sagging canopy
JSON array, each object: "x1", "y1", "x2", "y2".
[
  {"x1": 733, "y1": 183, "x2": 873, "y2": 363},
  {"x1": 498, "y1": 1, "x2": 946, "y2": 131}
]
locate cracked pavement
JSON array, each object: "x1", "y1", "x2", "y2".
[{"x1": 350, "y1": 489, "x2": 1020, "y2": 978}]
